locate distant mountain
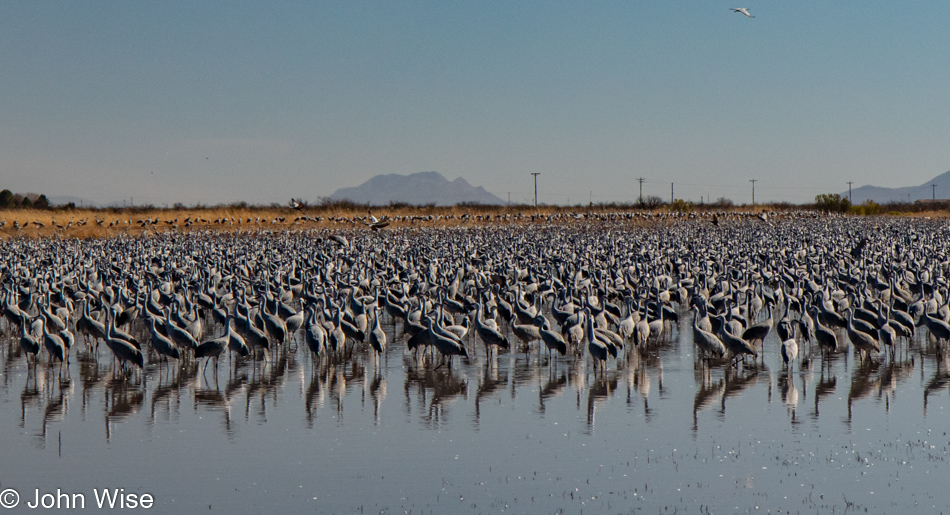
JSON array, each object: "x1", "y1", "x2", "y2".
[
  {"x1": 329, "y1": 171, "x2": 504, "y2": 206},
  {"x1": 49, "y1": 195, "x2": 97, "y2": 208},
  {"x1": 846, "y1": 171, "x2": 950, "y2": 204}
]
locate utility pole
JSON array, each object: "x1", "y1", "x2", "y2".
[
  {"x1": 932, "y1": 183, "x2": 937, "y2": 200},
  {"x1": 636, "y1": 177, "x2": 645, "y2": 203},
  {"x1": 670, "y1": 183, "x2": 674, "y2": 203},
  {"x1": 750, "y1": 179, "x2": 757, "y2": 205},
  {"x1": 507, "y1": 192, "x2": 510, "y2": 206},
  {"x1": 846, "y1": 182, "x2": 852, "y2": 204},
  {"x1": 531, "y1": 173, "x2": 540, "y2": 211}
]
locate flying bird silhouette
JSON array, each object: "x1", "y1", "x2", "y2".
[{"x1": 730, "y1": 8, "x2": 754, "y2": 18}]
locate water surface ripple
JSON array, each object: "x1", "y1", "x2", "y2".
[{"x1": 3, "y1": 313, "x2": 949, "y2": 513}]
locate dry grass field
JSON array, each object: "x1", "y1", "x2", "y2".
[
  {"x1": 0, "y1": 203, "x2": 943, "y2": 240},
  {"x1": 0, "y1": 205, "x2": 585, "y2": 239}
]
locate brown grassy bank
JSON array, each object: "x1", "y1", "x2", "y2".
[{"x1": 0, "y1": 203, "x2": 944, "y2": 240}]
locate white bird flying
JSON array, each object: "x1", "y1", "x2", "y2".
[{"x1": 730, "y1": 8, "x2": 754, "y2": 18}]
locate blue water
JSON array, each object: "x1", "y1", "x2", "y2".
[{"x1": 2, "y1": 314, "x2": 949, "y2": 514}]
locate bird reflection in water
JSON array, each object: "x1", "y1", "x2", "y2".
[
  {"x1": 692, "y1": 370, "x2": 723, "y2": 434},
  {"x1": 302, "y1": 356, "x2": 367, "y2": 425},
  {"x1": 538, "y1": 369, "x2": 567, "y2": 416},
  {"x1": 104, "y1": 376, "x2": 145, "y2": 441},
  {"x1": 812, "y1": 369, "x2": 837, "y2": 419},
  {"x1": 367, "y1": 371, "x2": 386, "y2": 424},
  {"x1": 877, "y1": 358, "x2": 912, "y2": 411},
  {"x1": 585, "y1": 371, "x2": 618, "y2": 432},
  {"x1": 149, "y1": 360, "x2": 195, "y2": 424},
  {"x1": 304, "y1": 367, "x2": 326, "y2": 427},
  {"x1": 246, "y1": 347, "x2": 306, "y2": 423},
  {"x1": 625, "y1": 356, "x2": 655, "y2": 421},
  {"x1": 923, "y1": 349, "x2": 950, "y2": 416},
  {"x1": 474, "y1": 360, "x2": 507, "y2": 427},
  {"x1": 777, "y1": 371, "x2": 799, "y2": 424},
  {"x1": 403, "y1": 361, "x2": 467, "y2": 429},
  {"x1": 846, "y1": 359, "x2": 882, "y2": 428},
  {"x1": 508, "y1": 353, "x2": 541, "y2": 402},
  {"x1": 721, "y1": 364, "x2": 760, "y2": 413},
  {"x1": 20, "y1": 369, "x2": 42, "y2": 428},
  {"x1": 79, "y1": 355, "x2": 109, "y2": 417}
]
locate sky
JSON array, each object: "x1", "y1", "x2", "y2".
[{"x1": 2, "y1": 1, "x2": 949, "y2": 207}]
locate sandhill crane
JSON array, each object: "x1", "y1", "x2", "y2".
[
  {"x1": 366, "y1": 212, "x2": 390, "y2": 230},
  {"x1": 39, "y1": 317, "x2": 67, "y2": 370},
  {"x1": 197, "y1": 316, "x2": 249, "y2": 370},
  {"x1": 305, "y1": 305, "x2": 328, "y2": 360},
  {"x1": 196, "y1": 329, "x2": 229, "y2": 372},
  {"x1": 584, "y1": 308, "x2": 613, "y2": 371},
  {"x1": 260, "y1": 296, "x2": 289, "y2": 345},
  {"x1": 76, "y1": 299, "x2": 107, "y2": 356},
  {"x1": 633, "y1": 304, "x2": 651, "y2": 346},
  {"x1": 164, "y1": 308, "x2": 199, "y2": 353},
  {"x1": 19, "y1": 315, "x2": 40, "y2": 367},
  {"x1": 328, "y1": 309, "x2": 347, "y2": 355},
  {"x1": 238, "y1": 309, "x2": 271, "y2": 359},
  {"x1": 475, "y1": 301, "x2": 510, "y2": 356},
  {"x1": 742, "y1": 301, "x2": 772, "y2": 350},
  {"x1": 845, "y1": 308, "x2": 880, "y2": 361},
  {"x1": 425, "y1": 318, "x2": 468, "y2": 367},
  {"x1": 285, "y1": 304, "x2": 305, "y2": 338},
  {"x1": 444, "y1": 316, "x2": 470, "y2": 340},
  {"x1": 781, "y1": 325, "x2": 798, "y2": 370},
  {"x1": 922, "y1": 311, "x2": 950, "y2": 345},
  {"x1": 617, "y1": 297, "x2": 637, "y2": 341},
  {"x1": 510, "y1": 314, "x2": 541, "y2": 352},
  {"x1": 809, "y1": 306, "x2": 838, "y2": 358},
  {"x1": 369, "y1": 307, "x2": 387, "y2": 364},
  {"x1": 104, "y1": 311, "x2": 145, "y2": 371},
  {"x1": 58, "y1": 326, "x2": 75, "y2": 355},
  {"x1": 534, "y1": 317, "x2": 568, "y2": 358},
  {"x1": 148, "y1": 316, "x2": 181, "y2": 368},
  {"x1": 691, "y1": 307, "x2": 726, "y2": 362}
]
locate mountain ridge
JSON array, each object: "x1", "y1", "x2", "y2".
[
  {"x1": 846, "y1": 170, "x2": 950, "y2": 204},
  {"x1": 329, "y1": 171, "x2": 504, "y2": 206}
]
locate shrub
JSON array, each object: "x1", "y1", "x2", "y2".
[
  {"x1": 814, "y1": 193, "x2": 850, "y2": 213},
  {"x1": 668, "y1": 199, "x2": 694, "y2": 213},
  {"x1": 850, "y1": 200, "x2": 884, "y2": 216}
]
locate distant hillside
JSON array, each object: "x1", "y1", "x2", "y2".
[
  {"x1": 846, "y1": 171, "x2": 950, "y2": 204},
  {"x1": 49, "y1": 195, "x2": 98, "y2": 208},
  {"x1": 329, "y1": 171, "x2": 504, "y2": 206}
]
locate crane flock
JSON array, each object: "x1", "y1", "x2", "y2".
[{"x1": 1, "y1": 210, "x2": 948, "y2": 386}]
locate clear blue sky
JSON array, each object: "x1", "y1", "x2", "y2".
[{"x1": 3, "y1": 1, "x2": 949, "y2": 206}]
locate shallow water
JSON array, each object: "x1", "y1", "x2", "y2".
[{"x1": 2, "y1": 314, "x2": 950, "y2": 514}]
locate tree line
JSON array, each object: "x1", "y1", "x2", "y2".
[{"x1": 0, "y1": 189, "x2": 50, "y2": 209}]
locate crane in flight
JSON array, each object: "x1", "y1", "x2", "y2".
[{"x1": 730, "y1": 8, "x2": 754, "y2": 18}]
